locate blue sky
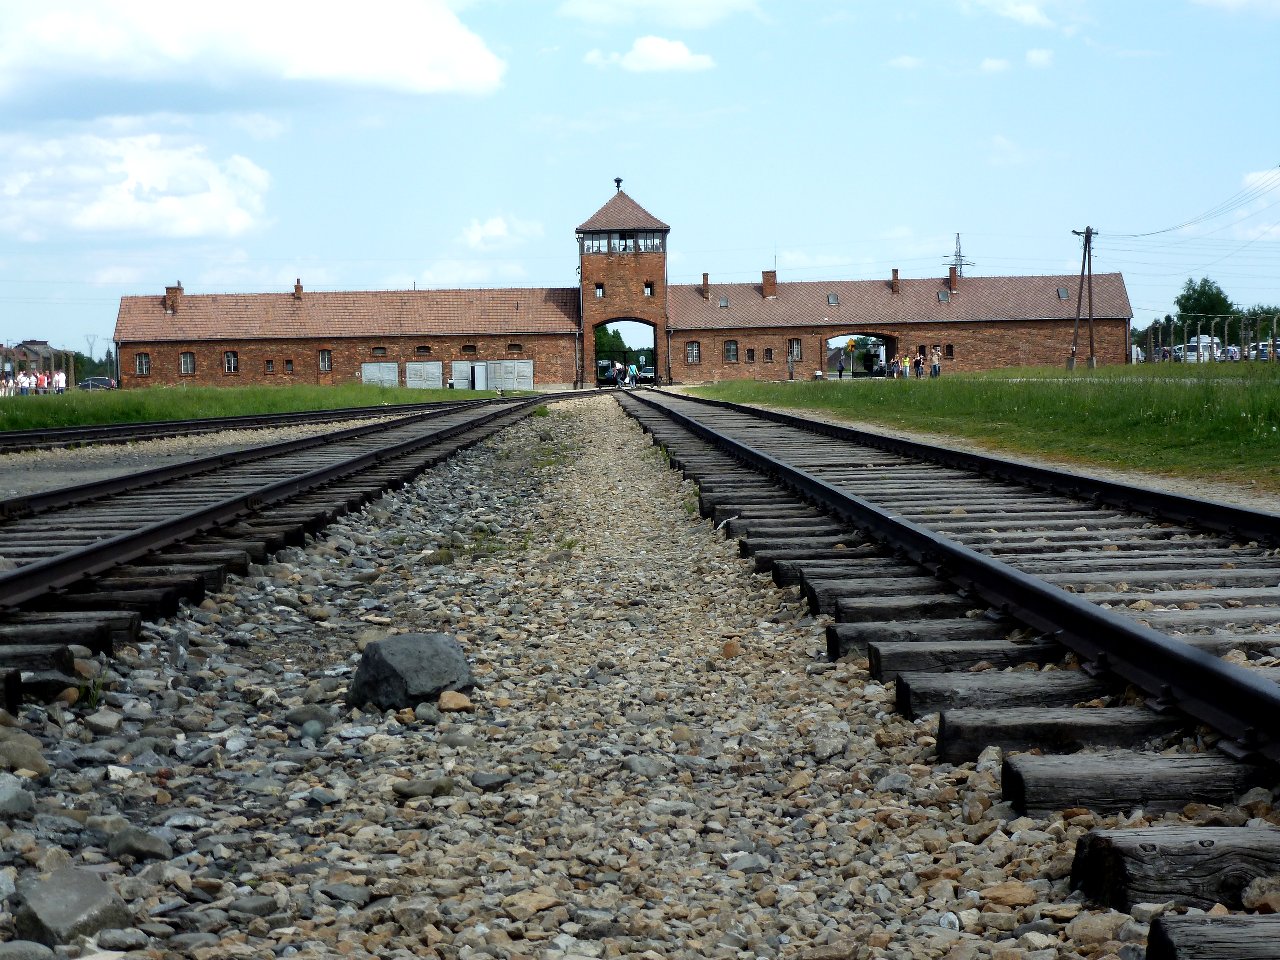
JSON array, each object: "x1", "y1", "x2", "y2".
[{"x1": 1, "y1": 0, "x2": 1278, "y2": 358}]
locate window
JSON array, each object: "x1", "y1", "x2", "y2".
[
  {"x1": 828, "y1": 292, "x2": 840, "y2": 306},
  {"x1": 945, "y1": 344, "x2": 955, "y2": 359},
  {"x1": 724, "y1": 340, "x2": 739, "y2": 362},
  {"x1": 595, "y1": 283, "x2": 605, "y2": 298},
  {"x1": 764, "y1": 348, "x2": 774, "y2": 362},
  {"x1": 179, "y1": 352, "x2": 195, "y2": 375},
  {"x1": 415, "y1": 345, "x2": 432, "y2": 355},
  {"x1": 372, "y1": 346, "x2": 387, "y2": 357},
  {"x1": 507, "y1": 343, "x2": 523, "y2": 352},
  {"x1": 644, "y1": 281, "x2": 654, "y2": 297},
  {"x1": 788, "y1": 339, "x2": 802, "y2": 361},
  {"x1": 938, "y1": 290, "x2": 950, "y2": 302},
  {"x1": 686, "y1": 341, "x2": 701, "y2": 364},
  {"x1": 462, "y1": 344, "x2": 477, "y2": 355},
  {"x1": 285, "y1": 359, "x2": 294, "y2": 374},
  {"x1": 318, "y1": 349, "x2": 332, "y2": 372},
  {"x1": 746, "y1": 348, "x2": 756, "y2": 363},
  {"x1": 265, "y1": 359, "x2": 275, "y2": 374},
  {"x1": 224, "y1": 351, "x2": 239, "y2": 374},
  {"x1": 718, "y1": 296, "x2": 729, "y2": 308},
  {"x1": 1057, "y1": 286, "x2": 1070, "y2": 300},
  {"x1": 135, "y1": 353, "x2": 151, "y2": 376}
]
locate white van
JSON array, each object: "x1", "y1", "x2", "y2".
[{"x1": 1173, "y1": 341, "x2": 1218, "y2": 362}]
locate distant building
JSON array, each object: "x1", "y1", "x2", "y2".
[{"x1": 113, "y1": 187, "x2": 1132, "y2": 389}]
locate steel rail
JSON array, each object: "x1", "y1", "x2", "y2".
[
  {"x1": 0, "y1": 400, "x2": 501, "y2": 520},
  {"x1": 0, "y1": 397, "x2": 545, "y2": 609},
  {"x1": 655, "y1": 390, "x2": 1280, "y2": 545},
  {"x1": 629, "y1": 390, "x2": 1280, "y2": 764},
  {"x1": 0, "y1": 399, "x2": 488, "y2": 453}
]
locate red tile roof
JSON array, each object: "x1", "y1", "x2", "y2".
[
  {"x1": 115, "y1": 287, "x2": 580, "y2": 342},
  {"x1": 576, "y1": 190, "x2": 670, "y2": 233},
  {"x1": 667, "y1": 273, "x2": 1131, "y2": 330}
]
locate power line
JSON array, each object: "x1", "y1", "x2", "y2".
[{"x1": 1108, "y1": 164, "x2": 1280, "y2": 238}]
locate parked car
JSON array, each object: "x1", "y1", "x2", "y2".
[
  {"x1": 76, "y1": 376, "x2": 116, "y2": 390},
  {"x1": 1250, "y1": 342, "x2": 1273, "y2": 361},
  {"x1": 637, "y1": 366, "x2": 656, "y2": 384},
  {"x1": 1172, "y1": 344, "x2": 1216, "y2": 363}
]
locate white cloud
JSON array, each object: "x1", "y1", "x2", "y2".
[
  {"x1": 1026, "y1": 48, "x2": 1054, "y2": 66},
  {"x1": 417, "y1": 259, "x2": 530, "y2": 287},
  {"x1": 586, "y1": 36, "x2": 714, "y2": 72},
  {"x1": 989, "y1": 133, "x2": 1029, "y2": 165},
  {"x1": 1190, "y1": 0, "x2": 1280, "y2": 12},
  {"x1": 0, "y1": 130, "x2": 270, "y2": 240},
  {"x1": 461, "y1": 215, "x2": 545, "y2": 250},
  {"x1": 889, "y1": 55, "x2": 924, "y2": 69},
  {"x1": 559, "y1": 0, "x2": 758, "y2": 28},
  {"x1": 230, "y1": 114, "x2": 288, "y2": 141},
  {"x1": 0, "y1": 0, "x2": 505, "y2": 99},
  {"x1": 963, "y1": 0, "x2": 1056, "y2": 27},
  {"x1": 980, "y1": 57, "x2": 1011, "y2": 72}
]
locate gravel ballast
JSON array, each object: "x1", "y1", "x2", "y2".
[{"x1": 0, "y1": 394, "x2": 1274, "y2": 959}]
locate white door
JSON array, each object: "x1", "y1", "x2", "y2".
[
  {"x1": 405, "y1": 361, "x2": 443, "y2": 389},
  {"x1": 514, "y1": 360, "x2": 534, "y2": 390},
  {"x1": 450, "y1": 360, "x2": 471, "y2": 389},
  {"x1": 360, "y1": 362, "x2": 398, "y2": 387},
  {"x1": 472, "y1": 362, "x2": 487, "y2": 390}
]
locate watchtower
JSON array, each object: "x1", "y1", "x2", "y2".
[{"x1": 576, "y1": 180, "x2": 670, "y2": 384}]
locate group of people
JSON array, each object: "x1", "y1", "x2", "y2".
[
  {"x1": 886, "y1": 347, "x2": 943, "y2": 379},
  {"x1": 1, "y1": 369, "x2": 67, "y2": 396},
  {"x1": 612, "y1": 360, "x2": 640, "y2": 388}
]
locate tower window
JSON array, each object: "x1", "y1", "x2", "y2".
[
  {"x1": 644, "y1": 281, "x2": 654, "y2": 297},
  {"x1": 595, "y1": 283, "x2": 605, "y2": 298}
]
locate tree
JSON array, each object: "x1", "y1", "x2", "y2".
[
  {"x1": 594, "y1": 325, "x2": 626, "y2": 358},
  {"x1": 1173, "y1": 277, "x2": 1238, "y2": 348}
]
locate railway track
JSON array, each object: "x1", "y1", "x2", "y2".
[
  {"x1": 0, "y1": 398, "x2": 484, "y2": 454},
  {"x1": 619, "y1": 389, "x2": 1280, "y2": 959},
  {"x1": 0, "y1": 395, "x2": 553, "y2": 707}
]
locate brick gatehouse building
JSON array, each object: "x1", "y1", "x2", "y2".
[{"x1": 113, "y1": 186, "x2": 1133, "y2": 390}]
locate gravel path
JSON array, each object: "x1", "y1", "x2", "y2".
[{"x1": 0, "y1": 395, "x2": 1271, "y2": 959}]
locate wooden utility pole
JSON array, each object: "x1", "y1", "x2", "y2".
[{"x1": 1069, "y1": 226, "x2": 1091, "y2": 369}]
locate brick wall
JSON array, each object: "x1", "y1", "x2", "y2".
[
  {"x1": 117, "y1": 334, "x2": 578, "y2": 390},
  {"x1": 667, "y1": 319, "x2": 1129, "y2": 383},
  {"x1": 580, "y1": 250, "x2": 667, "y2": 382}
]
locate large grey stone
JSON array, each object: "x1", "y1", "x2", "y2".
[
  {"x1": 345, "y1": 633, "x2": 474, "y2": 711},
  {"x1": 107, "y1": 826, "x2": 174, "y2": 862},
  {"x1": 13, "y1": 865, "x2": 131, "y2": 945},
  {"x1": 0, "y1": 942, "x2": 57, "y2": 960}
]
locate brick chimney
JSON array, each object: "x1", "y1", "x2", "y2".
[
  {"x1": 293, "y1": 278, "x2": 303, "y2": 300},
  {"x1": 762, "y1": 270, "x2": 777, "y2": 299},
  {"x1": 164, "y1": 282, "x2": 183, "y2": 314},
  {"x1": 702, "y1": 272, "x2": 710, "y2": 299},
  {"x1": 891, "y1": 268, "x2": 900, "y2": 294},
  {"x1": 948, "y1": 266, "x2": 958, "y2": 293}
]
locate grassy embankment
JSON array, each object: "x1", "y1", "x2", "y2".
[
  {"x1": 0, "y1": 384, "x2": 492, "y2": 432},
  {"x1": 691, "y1": 364, "x2": 1280, "y2": 494}
]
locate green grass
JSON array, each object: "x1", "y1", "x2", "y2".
[
  {"x1": 691, "y1": 364, "x2": 1280, "y2": 494},
  {"x1": 0, "y1": 384, "x2": 501, "y2": 432}
]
